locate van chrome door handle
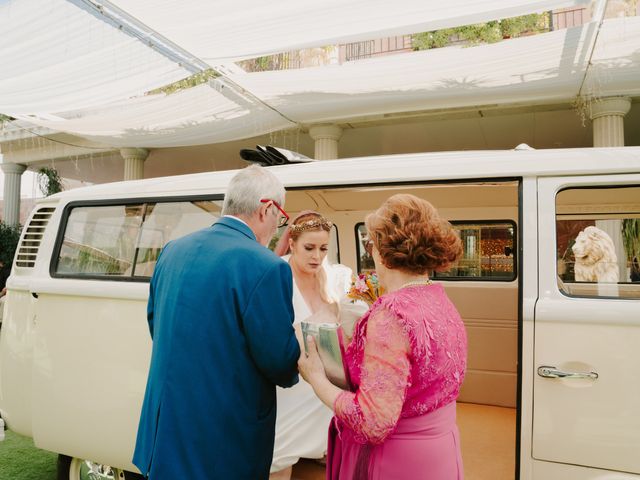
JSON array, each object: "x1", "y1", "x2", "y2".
[{"x1": 537, "y1": 366, "x2": 598, "y2": 380}]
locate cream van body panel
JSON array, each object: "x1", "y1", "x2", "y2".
[
  {"x1": 31, "y1": 292, "x2": 149, "y2": 470},
  {"x1": 0, "y1": 201, "x2": 60, "y2": 438},
  {"x1": 533, "y1": 174, "x2": 640, "y2": 476},
  {"x1": 0, "y1": 289, "x2": 35, "y2": 437},
  {"x1": 532, "y1": 460, "x2": 640, "y2": 480}
]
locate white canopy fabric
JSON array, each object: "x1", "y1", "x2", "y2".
[
  {"x1": 0, "y1": 0, "x2": 191, "y2": 115},
  {"x1": 582, "y1": 16, "x2": 640, "y2": 98},
  {"x1": 108, "y1": 0, "x2": 590, "y2": 64},
  {"x1": 13, "y1": 83, "x2": 295, "y2": 147},
  {"x1": 0, "y1": 0, "x2": 589, "y2": 117},
  {"x1": 228, "y1": 22, "x2": 596, "y2": 124},
  {"x1": 14, "y1": 17, "x2": 639, "y2": 148}
]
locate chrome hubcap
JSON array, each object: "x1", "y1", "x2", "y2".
[{"x1": 70, "y1": 458, "x2": 125, "y2": 480}]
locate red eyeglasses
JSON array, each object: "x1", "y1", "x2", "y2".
[{"x1": 260, "y1": 199, "x2": 289, "y2": 227}]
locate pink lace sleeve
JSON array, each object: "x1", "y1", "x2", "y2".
[{"x1": 334, "y1": 307, "x2": 411, "y2": 444}]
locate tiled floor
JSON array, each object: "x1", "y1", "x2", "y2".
[{"x1": 291, "y1": 402, "x2": 516, "y2": 480}]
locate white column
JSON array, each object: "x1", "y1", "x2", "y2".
[
  {"x1": 120, "y1": 148, "x2": 149, "y2": 180},
  {"x1": 309, "y1": 125, "x2": 343, "y2": 160},
  {"x1": 589, "y1": 97, "x2": 631, "y2": 147},
  {"x1": 1, "y1": 160, "x2": 27, "y2": 226}
]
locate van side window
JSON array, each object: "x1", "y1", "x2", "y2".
[
  {"x1": 55, "y1": 200, "x2": 222, "y2": 279},
  {"x1": 556, "y1": 186, "x2": 640, "y2": 299},
  {"x1": 355, "y1": 221, "x2": 516, "y2": 279},
  {"x1": 434, "y1": 222, "x2": 516, "y2": 281},
  {"x1": 355, "y1": 223, "x2": 375, "y2": 274}
]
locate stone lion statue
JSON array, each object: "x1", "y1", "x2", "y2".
[{"x1": 572, "y1": 226, "x2": 619, "y2": 283}]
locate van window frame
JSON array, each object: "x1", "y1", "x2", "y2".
[
  {"x1": 329, "y1": 223, "x2": 341, "y2": 265},
  {"x1": 50, "y1": 194, "x2": 224, "y2": 282},
  {"x1": 355, "y1": 219, "x2": 518, "y2": 282},
  {"x1": 354, "y1": 222, "x2": 374, "y2": 274},
  {"x1": 554, "y1": 184, "x2": 640, "y2": 301}
]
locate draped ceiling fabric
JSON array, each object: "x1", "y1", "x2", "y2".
[
  {"x1": 582, "y1": 16, "x2": 640, "y2": 98},
  {"x1": 13, "y1": 84, "x2": 296, "y2": 147},
  {"x1": 0, "y1": 0, "x2": 192, "y2": 115},
  {"x1": 229, "y1": 22, "x2": 596, "y2": 124},
  {"x1": 106, "y1": 0, "x2": 590, "y2": 64},
  {"x1": 2, "y1": 0, "x2": 637, "y2": 148}
]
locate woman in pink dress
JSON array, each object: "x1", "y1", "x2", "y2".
[{"x1": 298, "y1": 193, "x2": 467, "y2": 480}]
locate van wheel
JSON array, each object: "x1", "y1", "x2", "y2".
[{"x1": 57, "y1": 454, "x2": 145, "y2": 480}]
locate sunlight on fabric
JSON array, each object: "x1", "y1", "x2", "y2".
[
  {"x1": 228, "y1": 22, "x2": 598, "y2": 123},
  {"x1": 582, "y1": 16, "x2": 640, "y2": 98},
  {"x1": 108, "y1": 0, "x2": 590, "y2": 63},
  {"x1": 13, "y1": 84, "x2": 295, "y2": 148},
  {"x1": 0, "y1": 0, "x2": 191, "y2": 115},
  {"x1": 13, "y1": 17, "x2": 640, "y2": 148}
]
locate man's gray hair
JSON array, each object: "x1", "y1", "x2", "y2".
[{"x1": 222, "y1": 165, "x2": 285, "y2": 217}]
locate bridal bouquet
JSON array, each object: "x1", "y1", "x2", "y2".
[{"x1": 347, "y1": 272, "x2": 385, "y2": 305}]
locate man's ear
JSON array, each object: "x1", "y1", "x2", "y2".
[{"x1": 258, "y1": 201, "x2": 270, "y2": 222}]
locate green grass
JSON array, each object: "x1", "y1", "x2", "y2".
[{"x1": 0, "y1": 430, "x2": 57, "y2": 480}]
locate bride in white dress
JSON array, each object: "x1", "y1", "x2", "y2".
[{"x1": 270, "y1": 211, "x2": 351, "y2": 480}]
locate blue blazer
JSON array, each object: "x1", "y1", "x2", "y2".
[{"x1": 133, "y1": 216, "x2": 300, "y2": 479}]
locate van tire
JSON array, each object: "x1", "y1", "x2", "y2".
[{"x1": 57, "y1": 454, "x2": 145, "y2": 480}]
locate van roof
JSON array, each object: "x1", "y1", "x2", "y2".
[{"x1": 44, "y1": 147, "x2": 640, "y2": 202}]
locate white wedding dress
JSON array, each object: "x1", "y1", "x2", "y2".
[{"x1": 270, "y1": 256, "x2": 352, "y2": 473}]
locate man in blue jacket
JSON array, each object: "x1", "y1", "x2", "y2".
[{"x1": 133, "y1": 165, "x2": 300, "y2": 479}]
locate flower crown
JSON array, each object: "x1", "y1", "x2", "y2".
[{"x1": 289, "y1": 217, "x2": 333, "y2": 233}]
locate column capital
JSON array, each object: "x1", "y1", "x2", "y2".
[
  {"x1": 119, "y1": 147, "x2": 150, "y2": 161},
  {"x1": 1, "y1": 162, "x2": 27, "y2": 175},
  {"x1": 589, "y1": 96, "x2": 631, "y2": 120},
  {"x1": 308, "y1": 125, "x2": 343, "y2": 142}
]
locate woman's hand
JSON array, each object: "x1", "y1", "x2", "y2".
[
  {"x1": 298, "y1": 336, "x2": 327, "y2": 386},
  {"x1": 298, "y1": 335, "x2": 344, "y2": 410}
]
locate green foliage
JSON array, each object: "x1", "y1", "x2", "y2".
[
  {"x1": 37, "y1": 167, "x2": 63, "y2": 197},
  {"x1": 622, "y1": 219, "x2": 640, "y2": 261},
  {"x1": 240, "y1": 53, "x2": 296, "y2": 72},
  {"x1": 0, "y1": 220, "x2": 22, "y2": 269},
  {"x1": 501, "y1": 13, "x2": 547, "y2": 38},
  {"x1": 148, "y1": 69, "x2": 218, "y2": 95},
  {"x1": 413, "y1": 13, "x2": 548, "y2": 50}
]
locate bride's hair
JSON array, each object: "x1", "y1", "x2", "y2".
[
  {"x1": 274, "y1": 210, "x2": 331, "y2": 256},
  {"x1": 275, "y1": 210, "x2": 335, "y2": 304}
]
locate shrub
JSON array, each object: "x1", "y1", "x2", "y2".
[{"x1": 0, "y1": 220, "x2": 22, "y2": 269}]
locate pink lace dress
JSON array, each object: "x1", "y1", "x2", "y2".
[{"x1": 328, "y1": 283, "x2": 467, "y2": 480}]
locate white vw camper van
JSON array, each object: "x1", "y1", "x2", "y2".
[{"x1": 1, "y1": 147, "x2": 639, "y2": 480}]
